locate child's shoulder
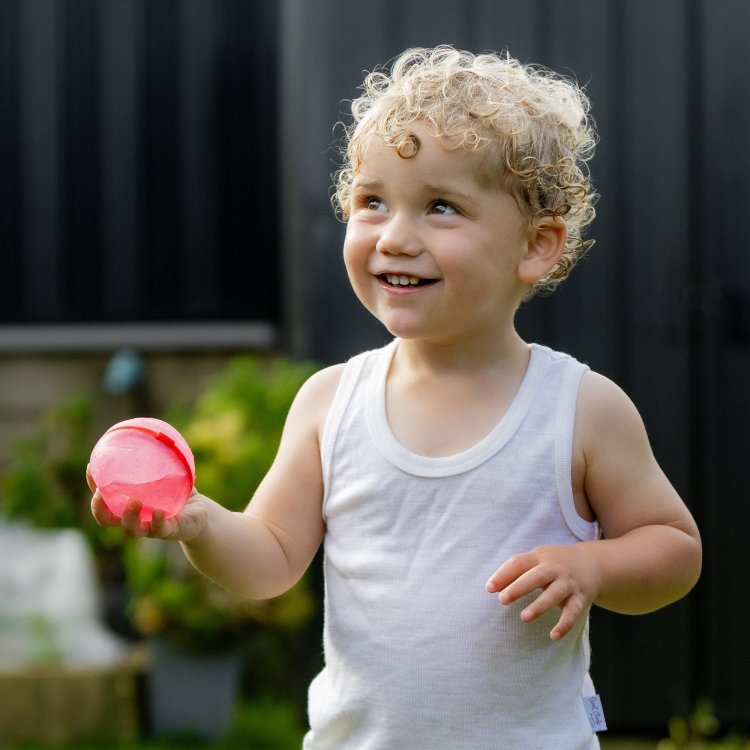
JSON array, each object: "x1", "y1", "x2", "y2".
[
  {"x1": 577, "y1": 370, "x2": 643, "y2": 434},
  {"x1": 297, "y1": 341, "x2": 396, "y2": 412},
  {"x1": 298, "y1": 362, "x2": 347, "y2": 402},
  {"x1": 573, "y1": 369, "x2": 656, "y2": 482},
  {"x1": 285, "y1": 363, "x2": 347, "y2": 434}
]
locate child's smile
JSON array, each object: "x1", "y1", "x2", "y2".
[
  {"x1": 377, "y1": 273, "x2": 438, "y2": 290},
  {"x1": 343, "y1": 122, "x2": 532, "y2": 345}
]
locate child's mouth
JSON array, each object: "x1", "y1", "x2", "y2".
[{"x1": 379, "y1": 274, "x2": 436, "y2": 288}]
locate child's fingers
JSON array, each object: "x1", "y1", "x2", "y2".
[
  {"x1": 517, "y1": 579, "x2": 576, "y2": 623},
  {"x1": 148, "y1": 504, "x2": 204, "y2": 541},
  {"x1": 504, "y1": 576, "x2": 586, "y2": 640},
  {"x1": 497, "y1": 566, "x2": 554, "y2": 606},
  {"x1": 518, "y1": 581, "x2": 566, "y2": 621},
  {"x1": 86, "y1": 464, "x2": 97, "y2": 492},
  {"x1": 149, "y1": 509, "x2": 176, "y2": 539},
  {"x1": 488, "y1": 544, "x2": 596, "y2": 640},
  {"x1": 485, "y1": 551, "x2": 537, "y2": 595},
  {"x1": 549, "y1": 595, "x2": 587, "y2": 641},
  {"x1": 92, "y1": 489, "x2": 208, "y2": 541},
  {"x1": 119, "y1": 498, "x2": 151, "y2": 538},
  {"x1": 91, "y1": 492, "x2": 121, "y2": 527},
  {"x1": 91, "y1": 493, "x2": 153, "y2": 539}
]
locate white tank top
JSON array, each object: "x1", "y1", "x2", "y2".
[{"x1": 304, "y1": 340, "x2": 603, "y2": 750}]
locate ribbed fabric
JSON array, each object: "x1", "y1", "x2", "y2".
[{"x1": 304, "y1": 340, "x2": 602, "y2": 750}]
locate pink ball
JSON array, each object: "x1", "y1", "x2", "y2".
[{"x1": 89, "y1": 418, "x2": 196, "y2": 524}]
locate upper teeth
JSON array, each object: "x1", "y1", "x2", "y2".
[{"x1": 386, "y1": 274, "x2": 421, "y2": 286}]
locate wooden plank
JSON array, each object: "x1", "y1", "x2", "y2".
[
  {"x1": 59, "y1": 0, "x2": 103, "y2": 320},
  {"x1": 0, "y1": 649, "x2": 146, "y2": 744},
  {"x1": 0, "y1": 0, "x2": 23, "y2": 322},
  {"x1": 694, "y1": 0, "x2": 750, "y2": 723},
  {"x1": 176, "y1": 0, "x2": 220, "y2": 318},
  {"x1": 18, "y1": 0, "x2": 63, "y2": 320},
  {"x1": 215, "y1": 0, "x2": 281, "y2": 321},
  {"x1": 99, "y1": 0, "x2": 141, "y2": 319}
]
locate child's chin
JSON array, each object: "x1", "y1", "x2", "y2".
[{"x1": 382, "y1": 322, "x2": 435, "y2": 341}]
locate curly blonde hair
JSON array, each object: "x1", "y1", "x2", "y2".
[{"x1": 333, "y1": 46, "x2": 598, "y2": 294}]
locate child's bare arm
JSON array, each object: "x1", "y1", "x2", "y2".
[
  {"x1": 180, "y1": 365, "x2": 342, "y2": 598},
  {"x1": 91, "y1": 365, "x2": 343, "y2": 600},
  {"x1": 486, "y1": 371, "x2": 702, "y2": 640}
]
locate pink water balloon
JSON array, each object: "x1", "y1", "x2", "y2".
[{"x1": 89, "y1": 417, "x2": 195, "y2": 524}]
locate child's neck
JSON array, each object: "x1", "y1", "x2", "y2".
[
  {"x1": 385, "y1": 331, "x2": 532, "y2": 458},
  {"x1": 394, "y1": 328, "x2": 529, "y2": 375}
]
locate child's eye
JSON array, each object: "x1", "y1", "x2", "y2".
[
  {"x1": 429, "y1": 200, "x2": 458, "y2": 216},
  {"x1": 360, "y1": 196, "x2": 387, "y2": 212}
]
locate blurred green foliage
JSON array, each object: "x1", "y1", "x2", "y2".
[
  {"x1": 0, "y1": 393, "x2": 122, "y2": 554},
  {"x1": 0, "y1": 393, "x2": 92, "y2": 527},
  {"x1": 122, "y1": 355, "x2": 321, "y2": 653},
  {"x1": 658, "y1": 700, "x2": 749, "y2": 750}
]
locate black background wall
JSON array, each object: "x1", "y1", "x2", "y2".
[{"x1": 0, "y1": 0, "x2": 279, "y2": 325}]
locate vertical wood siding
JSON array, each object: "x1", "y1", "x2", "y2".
[{"x1": 0, "y1": 0, "x2": 280, "y2": 325}]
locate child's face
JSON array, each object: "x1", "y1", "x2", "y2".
[{"x1": 343, "y1": 123, "x2": 532, "y2": 344}]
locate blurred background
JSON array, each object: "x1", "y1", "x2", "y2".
[{"x1": 0, "y1": 0, "x2": 748, "y2": 746}]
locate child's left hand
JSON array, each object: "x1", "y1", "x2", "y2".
[{"x1": 485, "y1": 542, "x2": 603, "y2": 641}]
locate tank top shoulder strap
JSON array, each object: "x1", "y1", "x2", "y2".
[
  {"x1": 320, "y1": 341, "x2": 396, "y2": 494},
  {"x1": 550, "y1": 351, "x2": 600, "y2": 541}
]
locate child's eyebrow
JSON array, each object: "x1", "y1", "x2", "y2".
[
  {"x1": 351, "y1": 177, "x2": 477, "y2": 204},
  {"x1": 350, "y1": 177, "x2": 383, "y2": 192},
  {"x1": 423, "y1": 183, "x2": 476, "y2": 203}
]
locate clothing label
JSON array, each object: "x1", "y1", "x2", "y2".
[{"x1": 581, "y1": 695, "x2": 607, "y2": 732}]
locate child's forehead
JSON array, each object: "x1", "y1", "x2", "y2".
[
  {"x1": 357, "y1": 124, "x2": 480, "y2": 167},
  {"x1": 353, "y1": 125, "x2": 500, "y2": 189}
]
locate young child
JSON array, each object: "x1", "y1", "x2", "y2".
[{"x1": 90, "y1": 46, "x2": 701, "y2": 749}]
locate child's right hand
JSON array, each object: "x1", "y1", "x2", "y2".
[{"x1": 87, "y1": 466, "x2": 209, "y2": 542}]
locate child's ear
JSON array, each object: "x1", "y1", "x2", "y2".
[{"x1": 516, "y1": 216, "x2": 567, "y2": 284}]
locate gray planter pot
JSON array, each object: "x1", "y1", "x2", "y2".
[{"x1": 146, "y1": 637, "x2": 241, "y2": 741}]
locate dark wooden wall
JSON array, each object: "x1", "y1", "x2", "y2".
[
  {"x1": 0, "y1": 0, "x2": 279, "y2": 325},
  {"x1": 281, "y1": 0, "x2": 750, "y2": 730}
]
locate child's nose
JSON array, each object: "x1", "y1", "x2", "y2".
[{"x1": 375, "y1": 215, "x2": 423, "y2": 256}]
